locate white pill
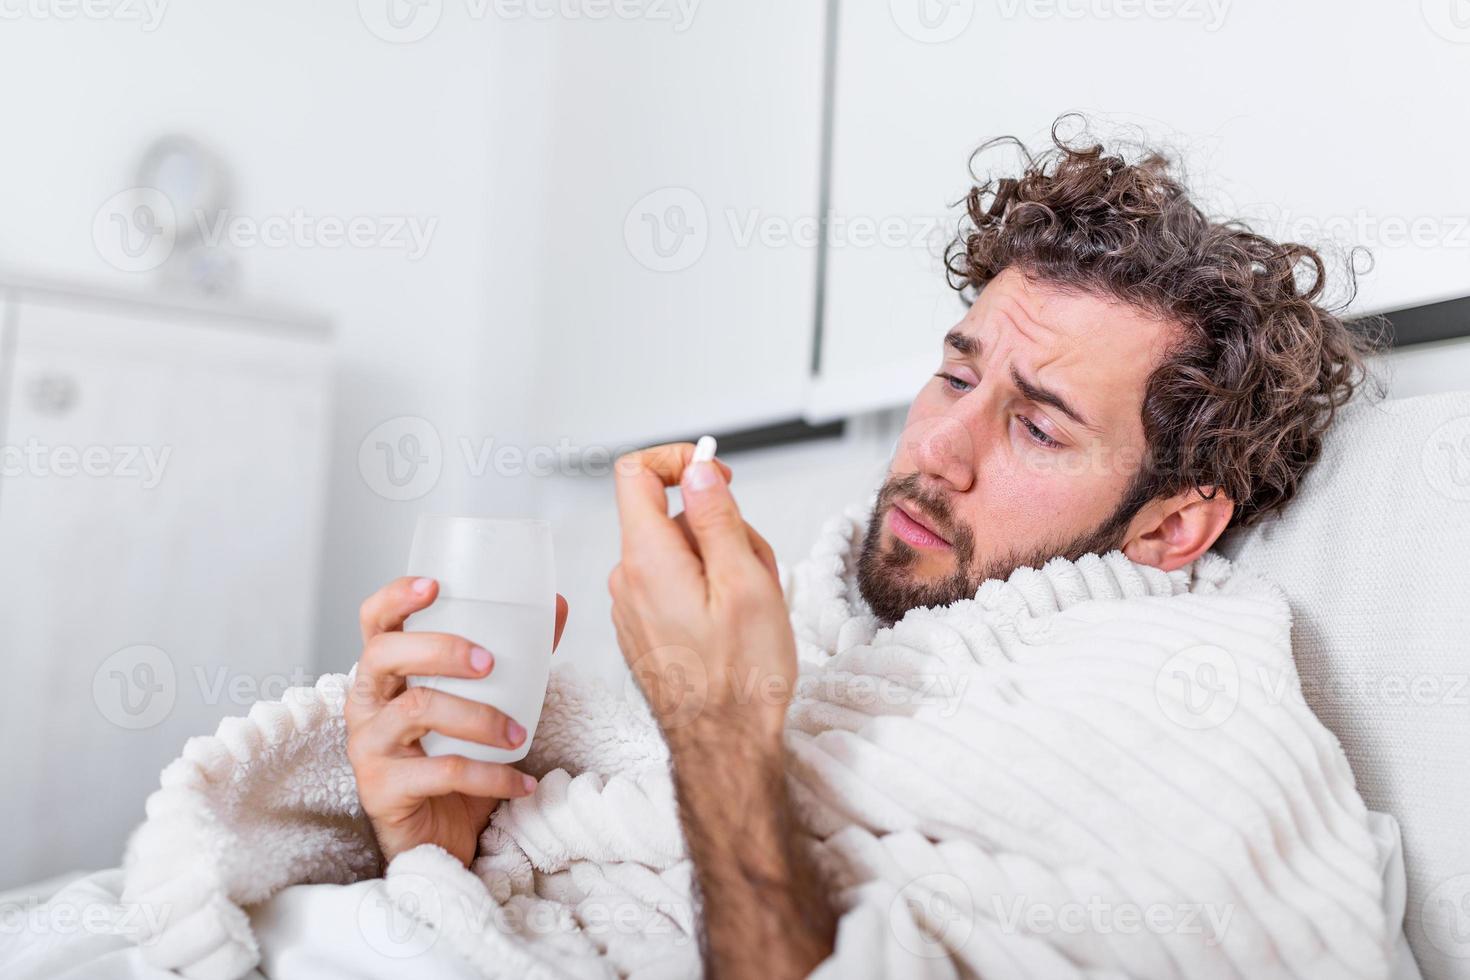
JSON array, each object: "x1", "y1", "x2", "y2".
[{"x1": 692, "y1": 434, "x2": 717, "y2": 464}]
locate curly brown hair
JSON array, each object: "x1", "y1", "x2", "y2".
[{"x1": 944, "y1": 115, "x2": 1385, "y2": 531}]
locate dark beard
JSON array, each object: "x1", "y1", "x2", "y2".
[{"x1": 855, "y1": 472, "x2": 1136, "y2": 626}]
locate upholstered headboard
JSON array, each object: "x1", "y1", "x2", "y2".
[{"x1": 1217, "y1": 388, "x2": 1470, "y2": 980}]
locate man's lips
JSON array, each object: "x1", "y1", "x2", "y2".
[{"x1": 888, "y1": 501, "x2": 951, "y2": 550}]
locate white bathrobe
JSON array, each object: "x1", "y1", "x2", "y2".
[{"x1": 3, "y1": 498, "x2": 1404, "y2": 980}]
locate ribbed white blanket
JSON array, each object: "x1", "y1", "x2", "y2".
[{"x1": 120, "y1": 499, "x2": 1390, "y2": 979}]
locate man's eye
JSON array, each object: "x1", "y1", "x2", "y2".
[
  {"x1": 934, "y1": 372, "x2": 972, "y2": 393},
  {"x1": 1017, "y1": 415, "x2": 1062, "y2": 448}
]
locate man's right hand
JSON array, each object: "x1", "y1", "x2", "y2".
[{"x1": 344, "y1": 576, "x2": 570, "y2": 869}]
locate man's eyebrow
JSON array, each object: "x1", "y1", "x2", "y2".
[
  {"x1": 1009, "y1": 365, "x2": 1099, "y2": 432},
  {"x1": 943, "y1": 330, "x2": 978, "y2": 356},
  {"x1": 944, "y1": 328, "x2": 1100, "y2": 432}
]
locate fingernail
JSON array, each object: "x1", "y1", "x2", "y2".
[
  {"x1": 469, "y1": 646, "x2": 492, "y2": 673},
  {"x1": 684, "y1": 461, "x2": 721, "y2": 492},
  {"x1": 506, "y1": 719, "x2": 526, "y2": 745},
  {"x1": 411, "y1": 577, "x2": 434, "y2": 596},
  {"x1": 521, "y1": 774, "x2": 537, "y2": 794}
]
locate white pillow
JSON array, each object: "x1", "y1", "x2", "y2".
[{"x1": 1217, "y1": 391, "x2": 1470, "y2": 980}]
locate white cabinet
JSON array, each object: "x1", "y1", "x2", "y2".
[
  {"x1": 518, "y1": 2, "x2": 829, "y2": 448},
  {"x1": 814, "y1": 1, "x2": 1470, "y2": 419},
  {"x1": 0, "y1": 282, "x2": 333, "y2": 886}
]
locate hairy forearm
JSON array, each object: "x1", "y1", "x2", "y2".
[{"x1": 667, "y1": 714, "x2": 835, "y2": 979}]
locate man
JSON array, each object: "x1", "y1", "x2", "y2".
[{"x1": 345, "y1": 129, "x2": 1375, "y2": 977}]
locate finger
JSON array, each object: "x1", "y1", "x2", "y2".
[
  {"x1": 366, "y1": 686, "x2": 527, "y2": 754},
  {"x1": 360, "y1": 632, "x2": 494, "y2": 700},
  {"x1": 359, "y1": 576, "x2": 438, "y2": 644},
  {"x1": 613, "y1": 443, "x2": 706, "y2": 579},
  {"x1": 678, "y1": 449, "x2": 758, "y2": 576},
  {"x1": 745, "y1": 523, "x2": 780, "y2": 584},
  {"x1": 671, "y1": 512, "x2": 778, "y2": 582},
  {"x1": 386, "y1": 755, "x2": 537, "y2": 801},
  {"x1": 553, "y1": 594, "x2": 569, "y2": 652}
]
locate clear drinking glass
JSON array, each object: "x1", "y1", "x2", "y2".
[{"x1": 404, "y1": 515, "x2": 556, "y2": 764}]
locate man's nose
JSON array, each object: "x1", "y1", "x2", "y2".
[{"x1": 901, "y1": 414, "x2": 975, "y2": 493}]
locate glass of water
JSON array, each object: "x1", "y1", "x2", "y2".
[{"x1": 404, "y1": 515, "x2": 556, "y2": 764}]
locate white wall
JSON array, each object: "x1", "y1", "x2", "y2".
[{"x1": 0, "y1": 6, "x2": 553, "y2": 678}]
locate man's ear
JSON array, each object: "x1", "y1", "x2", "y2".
[{"x1": 1120, "y1": 487, "x2": 1235, "y2": 572}]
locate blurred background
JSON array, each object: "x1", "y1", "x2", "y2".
[{"x1": 0, "y1": 0, "x2": 1467, "y2": 890}]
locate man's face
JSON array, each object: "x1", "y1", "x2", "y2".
[{"x1": 857, "y1": 267, "x2": 1178, "y2": 624}]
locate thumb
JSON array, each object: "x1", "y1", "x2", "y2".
[
  {"x1": 680, "y1": 456, "x2": 752, "y2": 574},
  {"x1": 552, "y1": 593, "x2": 569, "y2": 651}
]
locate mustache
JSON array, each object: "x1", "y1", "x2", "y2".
[{"x1": 880, "y1": 473, "x2": 959, "y2": 543}]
